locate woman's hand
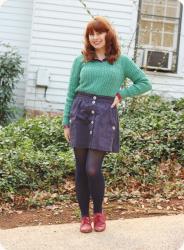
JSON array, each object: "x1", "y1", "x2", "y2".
[
  {"x1": 64, "y1": 127, "x2": 71, "y2": 143},
  {"x1": 111, "y1": 95, "x2": 121, "y2": 108}
]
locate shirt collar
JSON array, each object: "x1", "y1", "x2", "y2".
[{"x1": 92, "y1": 57, "x2": 107, "y2": 62}]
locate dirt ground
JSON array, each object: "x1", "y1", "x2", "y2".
[{"x1": 0, "y1": 198, "x2": 184, "y2": 229}]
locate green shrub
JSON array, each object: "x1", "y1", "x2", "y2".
[
  {"x1": 0, "y1": 43, "x2": 24, "y2": 126},
  {"x1": 0, "y1": 116, "x2": 74, "y2": 193},
  {"x1": 103, "y1": 95, "x2": 184, "y2": 189},
  {"x1": 0, "y1": 95, "x2": 183, "y2": 196}
]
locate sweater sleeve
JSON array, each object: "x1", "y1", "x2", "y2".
[
  {"x1": 62, "y1": 55, "x2": 83, "y2": 126},
  {"x1": 117, "y1": 55, "x2": 152, "y2": 99}
]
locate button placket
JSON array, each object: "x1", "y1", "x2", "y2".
[
  {"x1": 90, "y1": 117, "x2": 94, "y2": 134},
  {"x1": 89, "y1": 96, "x2": 96, "y2": 135},
  {"x1": 90, "y1": 109, "x2": 95, "y2": 135}
]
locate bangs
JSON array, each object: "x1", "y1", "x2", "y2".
[
  {"x1": 86, "y1": 20, "x2": 108, "y2": 35},
  {"x1": 83, "y1": 16, "x2": 121, "y2": 64}
]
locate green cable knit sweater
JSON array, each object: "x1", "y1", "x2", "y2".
[{"x1": 62, "y1": 54, "x2": 152, "y2": 126}]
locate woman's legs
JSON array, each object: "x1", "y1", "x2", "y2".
[
  {"x1": 73, "y1": 147, "x2": 90, "y2": 217},
  {"x1": 73, "y1": 147, "x2": 106, "y2": 217},
  {"x1": 85, "y1": 149, "x2": 106, "y2": 214}
]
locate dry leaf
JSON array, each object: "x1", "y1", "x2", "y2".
[
  {"x1": 104, "y1": 197, "x2": 108, "y2": 203},
  {"x1": 177, "y1": 206, "x2": 183, "y2": 210}
]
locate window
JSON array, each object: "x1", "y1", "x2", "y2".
[{"x1": 135, "y1": 0, "x2": 183, "y2": 73}]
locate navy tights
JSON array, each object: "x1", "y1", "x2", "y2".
[{"x1": 73, "y1": 147, "x2": 106, "y2": 217}]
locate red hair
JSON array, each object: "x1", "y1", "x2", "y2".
[{"x1": 82, "y1": 16, "x2": 121, "y2": 64}]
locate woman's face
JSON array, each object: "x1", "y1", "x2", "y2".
[{"x1": 88, "y1": 30, "x2": 107, "y2": 50}]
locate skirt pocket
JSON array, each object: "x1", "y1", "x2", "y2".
[
  {"x1": 69, "y1": 97, "x2": 82, "y2": 123},
  {"x1": 110, "y1": 106, "x2": 118, "y2": 125}
]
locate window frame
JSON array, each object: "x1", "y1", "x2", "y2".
[{"x1": 134, "y1": 0, "x2": 183, "y2": 73}]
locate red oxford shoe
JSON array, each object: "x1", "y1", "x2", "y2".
[
  {"x1": 80, "y1": 216, "x2": 93, "y2": 233},
  {"x1": 93, "y1": 212, "x2": 106, "y2": 232}
]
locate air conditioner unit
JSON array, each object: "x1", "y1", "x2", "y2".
[{"x1": 143, "y1": 50, "x2": 173, "y2": 71}]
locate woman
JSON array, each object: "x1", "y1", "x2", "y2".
[{"x1": 63, "y1": 16, "x2": 152, "y2": 233}]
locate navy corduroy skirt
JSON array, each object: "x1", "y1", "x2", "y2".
[{"x1": 69, "y1": 91, "x2": 120, "y2": 153}]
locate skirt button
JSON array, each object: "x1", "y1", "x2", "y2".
[
  {"x1": 93, "y1": 96, "x2": 97, "y2": 100},
  {"x1": 91, "y1": 110, "x2": 95, "y2": 114},
  {"x1": 92, "y1": 100, "x2": 96, "y2": 104},
  {"x1": 112, "y1": 126, "x2": 116, "y2": 130}
]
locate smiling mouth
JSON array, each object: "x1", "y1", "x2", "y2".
[{"x1": 94, "y1": 42, "x2": 101, "y2": 45}]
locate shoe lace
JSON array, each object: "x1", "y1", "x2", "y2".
[
  {"x1": 94, "y1": 213, "x2": 105, "y2": 224},
  {"x1": 82, "y1": 216, "x2": 91, "y2": 225}
]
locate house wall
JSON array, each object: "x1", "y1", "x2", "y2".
[
  {"x1": 147, "y1": 3, "x2": 184, "y2": 100},
  {"x1": 0, "y1": 0, "x2": 33, "y2": 108},
  {"x1": 0, "y1": 0, "x2": 183, "y2": 115},
  {"x1": 177, "y1": 5, "x2": 184, "y2": 75},
  {"x1": 24, "y1": 0, "x2": 138, "y2": 113}
]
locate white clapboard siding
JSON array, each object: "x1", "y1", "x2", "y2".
[
  {"x1": 0, "y1": 0, "x2": 33, "y2": 107},
  {"x1": 1, "y1": 0, "x2": 183, "y2": 115},
  {"x1": 25, "y1": 0, "x2": 137, "y2": 112},
  {"x1": 178, "y1": 9, "x2": 184, "y2": 75},
  {"x1": 147, "y1": 72, "x2": 184, "y2": 99}
]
